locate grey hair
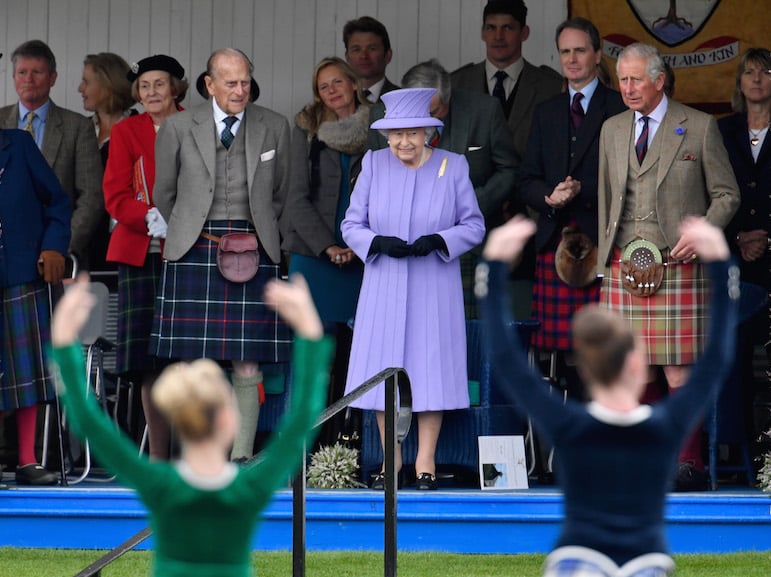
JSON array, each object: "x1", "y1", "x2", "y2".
[
  {"x1": 400, "y1": 59, "x2": 451, "y2": 104},
  {"x1": 380, "y1": 126, "x2": 437, "y2": 142},
  {"x1": 616, "y1": 42, "x2": 666, "y2": 84}
]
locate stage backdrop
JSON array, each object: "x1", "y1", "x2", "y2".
[{"x1": 569, "y1": 0, "x2": 771, "y2": 114}]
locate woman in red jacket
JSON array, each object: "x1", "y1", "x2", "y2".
[{"x1": 103, "y1": 55, "x2": 188, "y2": 459}]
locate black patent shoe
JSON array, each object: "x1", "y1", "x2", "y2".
[
  {"x1": 415, "y1": 472, "x2": 438, "y2": 491},
  {"x1": 371, "y1": 471, "x2": 403, "y2": 490},
  {"x1": 15, "y1": 464, "x2": 58, "y2": 486},
  {"x1": 673, "y1": 462, "x2": 709, "y2": 492}
]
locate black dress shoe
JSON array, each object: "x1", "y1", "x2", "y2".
[
  {"x1": 415, "y1": 472, "x2": 438, "y2": 491},
  {"x1": 674, "y1": 462, "x2": 709, "y2": 492},
  {"x1": 371, "y1": 472, "x2": 386, "y2": 490},
  {"x1": 15, "y1": 464, "x2": 58, "y2": 486}
]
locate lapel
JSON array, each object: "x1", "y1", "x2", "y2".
[
  {"x1": 41, "y1": 100, "x2": 63, "y2": 166},
  {"x1": 243, "y1": 105, "x2": 268, "y2": 193},
  {"x1": 1, "y1": 105, "x2": 19, "y2": 129},
  {"x1": 191, "y1": 102, "x2": 217, "y2": 182},
  {"x1": 509, "y1": 63, "x2": 537, "y2": 129},
  {"x1": 613, "y1": 110, "x2": 635, "y2": 192},
  {"x1": 0, "y1": 131, "x2": 10, "y2": 171},
  {"x1": 655, "y1": 100, "x2": 687, "y2": 189}
]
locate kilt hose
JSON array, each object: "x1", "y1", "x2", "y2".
[
  {"x1": 532, "y1": 251, "x2": 601, "y2": 351},
  {"x1": 601, "y1": 246, "x2": 709, "y2": 366},
  {"x1": 116, "y1": 253, "x2": 167, "y2": 376},
  {"x1": 0, "y1": 280, "x2": 54, "y2": 410},
  {"x1": 150, "y1": 220, "x2": 292, "y2": 363}
]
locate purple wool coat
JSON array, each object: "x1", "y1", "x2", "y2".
[{"x1": 342, "y1": 147, "x2": 485, "y2": 412}]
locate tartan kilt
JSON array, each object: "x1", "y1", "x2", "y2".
[
  {"x1": 116, "y1": 254, "x2": 167, "y2": 375},
  {"x1": 533, "y1": 251, "x2": 601, "y2": 351},
  {"x1": 0, "y1": 280, "x2": 54, "y2": 410},
  {"x1": 150, "y1": 220, "x2": 292, "y2": 362},
  {"x1": 600, "y1": 246, "x2": 709, "y2": 366}
]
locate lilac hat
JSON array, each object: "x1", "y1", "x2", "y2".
[{"x1": 370, "y1": 87, "x2": 444, "y2": 130}]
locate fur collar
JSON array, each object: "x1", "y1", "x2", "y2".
[{"x1": 299, "y1": 105, "x2": 370, "y2": 156}]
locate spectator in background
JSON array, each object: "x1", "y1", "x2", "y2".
[
  {"x1": 718, "y1": 47, "x2": 771, "y2": 467},
  {"x1": 103, "y1": 54, "x2": 188, "y2": 460},
  {"x1": 281, "y1": 56, "x2": 370, "y2": 446},
  {"x1": 369, "y1": 58, "x2": 518, "y2": 318},
  {"x1": 342, "y1": 88, "x2": 484, "y2": 490},
  {"x1": 597, "y1": 43, "x2": 739, "y2": 491},
  {"x1": 451, "y1": 0, "x2": 563, "y2": 318},
  {"x1": 343, "y1": 16, "x2": 399, "y2": 103},
  {"x1": 0, "y1": 127, "x2": 71, "y2": 485},
  {"x1": 78, "y1": 52, "x2": 136, "y2": 275},
  {"x1": 519, "y1": 17, "x2": 625, "y2": 398},
  {"x1": 0, "y1": 40, "x2": 104, "y2": 271}
]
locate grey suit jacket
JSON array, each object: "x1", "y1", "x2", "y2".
[
  {"x1": 368, "y1": 90, "x2": 518, "y2": 227},
  {"x1": 597, "y1": 99, "x2": 740, "y2": 270},
  {"x1": 451, "y1": 60, "x2": 563, "y2": 158},
  {"x1": 0, "y1": 100, "x2": 104, "y2": 266},
  {"x1": 153, "y1": 101, "x2": 290, "y2": 264}
]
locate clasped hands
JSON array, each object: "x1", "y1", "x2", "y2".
[
  {"x1": 544, "y1": 176, "x2": 581, "y2": 209},
  {"x1": 369, "y1": 234, "x2": 447, "y2": 258}
]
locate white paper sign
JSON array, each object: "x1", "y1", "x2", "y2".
[{"x1": 478, "y1": 435, "x2": 529, "y2": 490}]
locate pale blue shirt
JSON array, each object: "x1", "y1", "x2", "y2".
[
  {"x1": 211, "y1": 99, "x2": 244, "y2": 139},
  {"x1": 568, "y1": 77, "x2": 599, "y2": 114},
  {"x1": 18, "y1": 100, "x2": 50, "y2": 149},
  {"x1": 634, "y1": 95, "x2": 668, "y2": 148}
]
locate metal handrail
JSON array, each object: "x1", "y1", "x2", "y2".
[
  {"x1": 293, "y1": 367, "x2": 413, "y2": 577},
  {"x1": 72, "y1": 367, "x2": 412, "y2": 577}
]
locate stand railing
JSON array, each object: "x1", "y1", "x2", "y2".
[{"x1": 72, "y1": 367, "x2": 412, "y2": 577}]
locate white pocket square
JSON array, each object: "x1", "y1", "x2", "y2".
[
  {"x1": 260, "y1": 149, "x2": 276, "y2": 162},
  {"x1": 467, "y1": 146, "x2": 482, "y2": 152}
]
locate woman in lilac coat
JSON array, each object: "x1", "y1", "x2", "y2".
[{"x1": 342, "y1": 88, "x2": 485, "y2": 490}]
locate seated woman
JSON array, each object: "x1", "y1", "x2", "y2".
[
  {"x1": 49, "y1": 274, "x2": 331, "y2": 577},
  {"x1": 477, "y1": 216, "x2": 739, "y2": 577}
]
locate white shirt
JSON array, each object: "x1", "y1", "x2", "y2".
[
  {"x1": 634, "y1": 95, "x2": 668, "y2": 148},
  {"x1": 485, "y1": 59, "x2": 524, "y2": 100},
  {"x1": 212, "y1": 99, "x2": 245, "y2": 137}
]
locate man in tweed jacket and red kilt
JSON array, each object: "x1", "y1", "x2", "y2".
[
  {"x1": 152, "y1": 48, "x2": 292, "y2": 461},
  {"x1": 597, "y1": 43, "x2": 739, "y2": 490}
]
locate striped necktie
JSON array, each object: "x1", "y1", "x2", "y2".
[{"x1": 635, "y1": 116, "x2": 649, "y2": 164}]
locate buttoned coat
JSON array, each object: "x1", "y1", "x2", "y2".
[
  {"x1": 597, "y1": 99, "x2": 740, "y2": 271},
  {"x1": 368, "y1": 90, "x2": 518, "y2": 227},
  {"x1": 153, "y1": 101, "x2": 290, "y2": 263},
  {"x1": 520, "y1": 83, "x2": 626, "y2": 251},
  {"x1": 0, "y1": 101, "x2": 103, "y2": 267},
  {"x1": 0, "y1": 129, "x2": 71, "y2": 288},
  {"x1": 450, "y1": 60, "x2": 563, "y2": 158}
]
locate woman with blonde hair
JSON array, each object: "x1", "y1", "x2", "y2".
[{"x1": 49, "y1": 273, "x2": 331, "y2": 577}]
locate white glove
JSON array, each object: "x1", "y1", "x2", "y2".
[{"x1": 145, "y1": 207, "x2": 168, "y2": 239}]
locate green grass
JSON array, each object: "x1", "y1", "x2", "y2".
[{"x1": 1, "y1": 549, "x2": 770, "y2": 577}]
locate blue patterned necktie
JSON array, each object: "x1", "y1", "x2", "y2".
[
  {"x1": 635, "y1": 116, "x2": 649, "y2": 164},
  {"x1": 221, "y1": 116, "x2": 238, "y2": 149}
]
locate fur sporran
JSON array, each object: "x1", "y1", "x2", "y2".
[{"x1": 554, "y1": 226, "x2": 598, "y2": 288}]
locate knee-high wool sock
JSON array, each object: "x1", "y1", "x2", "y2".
[
  {"x1": 230, "y1": 371, "x2": 263, "y2": 460},
  {"x1": 16, "y1": 404, "x2": 39, "y2": 466}
]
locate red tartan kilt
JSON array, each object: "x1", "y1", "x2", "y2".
[
  {"x1": 532, "y1": 251, "x2": 601, "y2": 351},
  {"x1": 600, "y1": 246, "x2": 709, "y2": 365}
]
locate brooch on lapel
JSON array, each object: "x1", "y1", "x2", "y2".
[{"x1": 675, "y1": 126, "x2": 686, "y2": 136}]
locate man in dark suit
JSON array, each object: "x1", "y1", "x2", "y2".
[
  {"x1": 152, "y1": 48, "x2": 292, "y2": 461},
  {"x1": 369, "y1": 59, "x2": 518, "y2": 317},
  {"x1": 598, "y1": 43, "x2": 739, "y2": 490},
  {"x1": 451, "y1": 0, "x2": 563, "y2": 318},
  {"x1": 519, "y1": 18, "x2": 626, "y2": 398},
  {"x1": 343, "y1": 16, "x2": 399, "y2": 103},
  {"x1": 0, "y1": 40, "x2": 104, "y2": 271}
]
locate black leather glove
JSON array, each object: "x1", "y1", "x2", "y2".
[
  {"x1": 411, "y1": 234, "x2": 447, "y2": 256},
  {"x1": 369, "y1": 235, "x2": 412, "y2": 258}
]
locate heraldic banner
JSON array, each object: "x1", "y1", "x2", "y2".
[{"x1": 569, "y1": 0, "x2": 771, "y2": 114}]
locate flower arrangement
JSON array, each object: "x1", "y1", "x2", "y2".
[
  {"x1": 675, "y1": 126, "x2": 686, "y2": 136},
  {"x1": 758, "y1": 430, "x2": 771, "y2": 493},
  {"x1": 306, "y1": 443, "x2": 366, "y2": 489}
]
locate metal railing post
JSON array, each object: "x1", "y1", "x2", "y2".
[{"x1": 384, "y1": 372, "x2": 398, "y2": 577}]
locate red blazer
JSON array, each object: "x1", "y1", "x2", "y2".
[{"x1": 104, "y1": 111, "x2": 179, "y2": 266}]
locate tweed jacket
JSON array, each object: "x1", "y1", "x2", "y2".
[
  {"x1": 0, "y1": 130, "x2": 71, "y2": 287},
  {"x1": 368, "y1": 89, "x2": 518, "y2": 228},
  {"x1": 597, "y1": 99, "x2": 740, "y2": 270},
  {"x1": 450, "y1": 59, "x2": 563, "y2": 158},
  {"x1": 153, "y1": 101, "x2": 291, "y2": 263},
  {"x1": 520, "y1": 82, "x2": 626, "y2": 251},
  {"x1": 0, "y1": 100, "x2": 103, "y2": 267}
]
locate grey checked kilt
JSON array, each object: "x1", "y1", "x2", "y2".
[
  {"x1": 0, "y1": 280, "x2": 54, "y2": 410},
  {"x1": 150, "y1": 220, "x2": 292, "y2": 362},
  {"x1": 116, "y1": 254, "x2": 167, "y2": 375}
]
